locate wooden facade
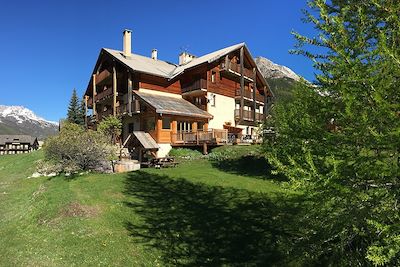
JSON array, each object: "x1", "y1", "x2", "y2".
[{"x1": 84, "y1": 35, "x2": 272, "y2": 155}]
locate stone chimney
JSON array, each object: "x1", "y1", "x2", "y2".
[
  {"x1": 179, "y1": 52, "x2": 196, "y2": 65},
  {"x1": 151, "y1": 49, "x2": 158, "y2": 60},
  {"x1": 123, "y1": 29, "x2": 132, "y2": 57}
]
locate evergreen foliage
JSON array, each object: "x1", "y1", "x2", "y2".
[
  {"x1": 97, "y1": 116, "x2": 122, "y2": 144},
  {"x1": 67, "y1": 88, "x2": 85, "y2": 126},
  {"x1": 264, "y1": 1, "x2": 400, "y2": 265}
]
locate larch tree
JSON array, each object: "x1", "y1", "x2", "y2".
[{"x1": 264, "y1": 0, "x2": 400, "y2": 265}]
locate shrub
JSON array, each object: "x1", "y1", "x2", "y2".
[
  {"x1": 168, "y1": 148, "x2": 203, "y2": 160},
  {"x1": 42, "y1": 123, "x2": 115, "y2": 173},
  {"x1": 208, "y1": 146, "x2": 260, "y2": 161}
]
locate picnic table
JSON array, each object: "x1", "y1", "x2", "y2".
[{"x1": 151, "y1": 157, "x2": 179, "y2": 169}]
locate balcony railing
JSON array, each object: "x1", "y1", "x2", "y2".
[
  {"x1": 95, "y1": 69, "x2": 111, "y2": 85},
  {"x1": 182, "y1": 79, "x2": 207, "y2": 93},
  {"x1": 255, "y1": 93, "x2": 265, "y2": 102},
  {"x1": 234, "y1": 109, "x2": 264, "y2": 122},
  {"x1": 220, "y1": 61, "x2": 254, "y2": 79},
  {"x1": 95, "y1": 88, "x2": 113, "y2": 102},
  {"x1": 235, "y1": 89, "x2": 253, "y2": 99},
  {"x1": 171, "y1": 129, "x2": 228, "y2": 145},
  {"x1": 117, "y1": 100, "x2": 140, "y2": 115},
  {"x1": 256, "y1": 112, "x2": 264, "y2": 122},
  {"x1": 98, "y1": 109, "x2": 113, "y2": 119},
  {"x1": 234, "y1": 89, "x2": 265, "y2": 103}
]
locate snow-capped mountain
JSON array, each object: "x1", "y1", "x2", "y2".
[
  {"x1": 255, "y1": 57, "x2": 301, "y2": 81},
  {"x1": 0, "y1": 105, "x2": 58, "y2": 140}
]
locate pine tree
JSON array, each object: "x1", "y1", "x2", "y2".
[
  {"x1": 264, "y1": 1, "x2": 400, "y2": 265},
  {"x1": 67, "y1": 88, "x2": 85, "y2": 126}
]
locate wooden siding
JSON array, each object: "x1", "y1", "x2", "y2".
[{"x1": 139, "y1": 73, "x2": 181, "y2": 95}]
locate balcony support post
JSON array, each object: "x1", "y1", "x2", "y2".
[
  {"x1": 156, "y1": 115, "x2": 162, "y2": 143},
  {"x1": 240, "y1": 46, "x2": 244, "y2": 124},
  {"x1": 203, "y1": 142, "x2": 208, "y2": 155},
  {"x1": 84, "y1": 95, "x2": 88, "y2": 127},
  {"x1": 92, "y1": 74, "x2": 97, "y2": 118},
  {"x1": 171, "y1": 120, "x2": 177, "y2": 144},
  {"x1": 128, "y1": 71, "x2": 133, "y2": 115},
  {"x1": 253, "y1": 68, "x2": 257, "y2": 123},
  {"x1": 263, "y1": 85, "x2": 267, "y2": 120},
  {"x1": 112, "y1": 64, "x2": 117, "y2": 116}
]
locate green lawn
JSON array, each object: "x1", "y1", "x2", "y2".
[{"x1": 0, "y1": 146, "x2": 303, "y2": 266}]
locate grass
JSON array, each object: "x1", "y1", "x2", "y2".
[{"x1": 0, "y1": 146, "x2": 304, "y2": 266}]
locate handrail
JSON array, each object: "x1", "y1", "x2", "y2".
[{"x1": 171, "y1": 129, "x2": 228, "y2": 144}]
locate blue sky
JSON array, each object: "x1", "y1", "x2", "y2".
[{"x1": 0, "y1": 0, "x2": 316, "y2": 121}]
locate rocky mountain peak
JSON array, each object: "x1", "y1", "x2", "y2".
[{"x1": 255, "y1": 56, "x2": 301, "y2": 82}]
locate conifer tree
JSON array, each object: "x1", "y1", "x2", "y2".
[
  {"x1": 67, "y1": 88, "x2": 85, "y2": 126},
  {"x1": 265, "y1": 1, "x2": 400, "y2": 265}
]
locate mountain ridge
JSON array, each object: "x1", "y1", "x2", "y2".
[{"x1": 0, "y1": 105, "x2": 58, "y2": 140}]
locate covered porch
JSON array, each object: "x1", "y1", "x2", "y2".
[{"x1": 130, "y1": 91, "x2": 225, "y2": 146}]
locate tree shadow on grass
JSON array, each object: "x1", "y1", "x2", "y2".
[
  {"x1": 211, "y1": 155, "x2": 288, "y2": 182},
  {"x1": 124, "y1": 171, "x2": 306, "y2": 266}
]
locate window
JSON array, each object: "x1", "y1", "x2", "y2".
[
  {"x1": 198, "y1": 122, "x2": 204, "y2": 130},
  {"x1": 178, "y1": 121, "x2": 192, "y2": 132},
  {"x1": 162, "y1": 117, "x2": 171, "y2": 129},
  {"x1": 211, "y1": 71, "x2": 216, "y2": 83}
]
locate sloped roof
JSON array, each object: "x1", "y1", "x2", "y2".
[
  {"x1": 134, "y1": 91, "x2": 212, "y2": 119},
  {"x1": 169, "y1": 43, "x2": 245, "y2": 79},
  {"x1": 132, "y1": 131, "x2": 159, "y2": 150},
  {"x1": 102, "y1": 43, "x2": 245, "y2": 80},
  {"x1": 0, "y1": 135, "x2": 37, "y2": 145},
  {"x1": 103, "y1": 48, "x2": 177, "y2": 78}
]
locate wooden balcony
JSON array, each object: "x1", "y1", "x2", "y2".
[
  {"x1": 117, "y1": 100, "x2": 141, "y2": 115},
  {"x1": 255, "y1": 112, "x2": 264, "y2": 122},
  {"x1": 98, "y1": 109, "x2": 113, "y2": 119},
  {"x1": 235, "y1": 89, "x2": 253, "y2": 99},
  {"x1": 95, "y1": 88, "x2": 113, "y2": 102},
  {"x1": 95, "y1": 70, "x2": 111, "y2": 86},
  {"x1": 255, "y1": 93, "x2": 265, "y2": 102},
  {"x1": 235, "y1": 89, "x2": 265, "y2": 103},
  {"x1": 220, "y1": 61, "x2": 254, "y2": 80},
  {"x1": 234, "y1": 109, "x2": 264, "y2": 122},
  {"x1": 171, "y1": 129, "x2": 228, "y2": 145},
  {"x1": 182, "y1": 79, "x2": 207, "y2": 94}
]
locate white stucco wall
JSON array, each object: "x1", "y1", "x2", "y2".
[
  {"x1": 207, "y1": 92, "x2": 236, "y2": 130},
  {"x1": 157, "y1": 143, "x2": 172, "y2": 158}
]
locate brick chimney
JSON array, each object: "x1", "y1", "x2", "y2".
[{"x1": 123, "y1": 29, "x2": 132, "y2": 57}]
